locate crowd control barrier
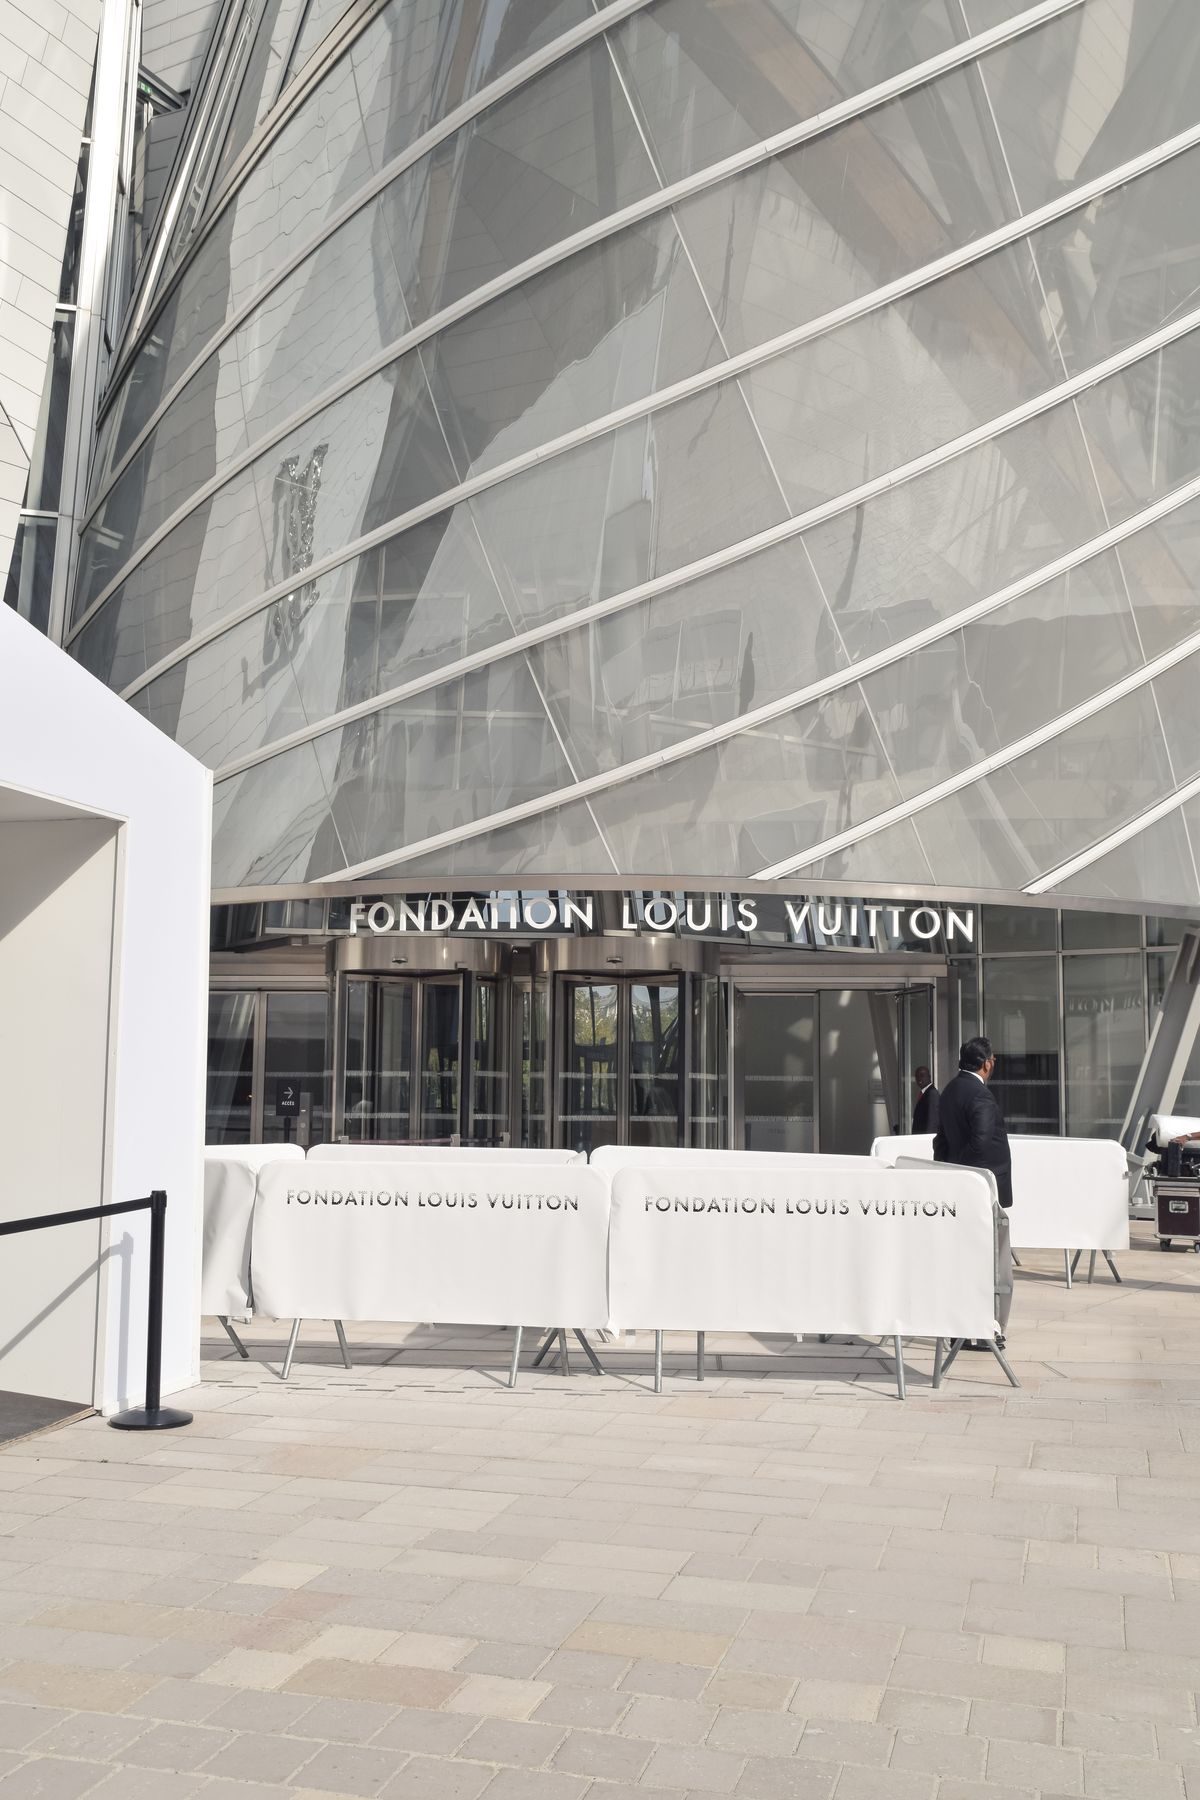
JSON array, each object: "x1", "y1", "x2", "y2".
[
  {"x1": 0, "y1": 1190, "x2": 189, "y2": 1431},
  {"x1": 607, "y1": 1162, "x2": 1000, "y2": 1398},
  {"x1": 871, "y1": 1133, "x2": 1129, "y2": 1285},
  {"x1": 203, "y1": 1144, "x2": 304, "y2": 1354},
  {"x1": 308, "y1": 1145, "x2": 584, "y2": 1163},
  {"x1": 251, "y1": 1159, "x2": 611, "y2": 1383},
  {"x1": 200, "y1": 1149, "x2": 1018, "y2": 1397}
]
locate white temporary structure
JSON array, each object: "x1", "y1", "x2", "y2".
[{"x1": 0, "y1": 608, "x2": 211, "y2": 1411}]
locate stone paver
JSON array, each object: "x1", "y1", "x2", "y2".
[{"x1": 0, "y1": 1230, "x2": 1193, "y2": 1797}]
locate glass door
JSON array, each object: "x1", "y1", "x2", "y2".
[
  {"x1": 469, "y1": 978, "x2": 509, "y2": 1145},
  {"x1": 418, "y1": 978, "x2": 462, "y2": 1140},
  {"x1": 736, "y1": 992, "x2": 816, "y2": 1151},
  {"x1": 263, "y1": 992, "x2": 330, "y2": 1146},
  {"x1": 558, "y1": 981, "x2": 620, "y2": 1154},
  {"x1": 206, "y1": 990, "x2": 329, "y2": 1144},
  {"x1": 556, "y1": 977, "x2": 686, "y2": 1151},
  {"x1": 629, "y1": 982, "x2": 683, "y2": 1146},
  {"x1": 341, "y1": 976, "x2": 470, "y2": 1141}
]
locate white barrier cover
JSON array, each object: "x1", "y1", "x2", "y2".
[
  {"x1": 589, "y1": 1146, "x2": 867, "y2": 1171},
  {"x1": 202, "y1": 1145, "x2": 304, "y2": 1316},
  {"x1": 307, "y1": 1145, "x2": 583, "y2": 1164},
  {"x1": 608, "y1": 1163, "x2": 997, "y2": 1338},
  {"x1": 871, "y1": 1134, "x2": 1130, "y2": 1252},
  {"x1": 1148, "y1": 1114, "x2": 1200, "y2": 1147},
  {"x1": 252, "y1": 1160, "x2": 610, "y2": 1326}
]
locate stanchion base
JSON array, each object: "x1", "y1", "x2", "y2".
[{"x1": 109, "y1": 1407, "x2": 193, "y2": 1432}]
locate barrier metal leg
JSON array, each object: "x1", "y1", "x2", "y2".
[
  {"x1": 110, "y1": 1191, "x2": 193, "y2": 1431},
  {"x1": 1064, "y1": 1248, "x2": 1073, "y2": 1289},
  {"x1": 558, "y1": 1329, "x2": 571, "y2": 1376},
  {"x1": 508, "y1": 1325, "x2": 523, "y2": 1389},
  {"x1": 281, "y1": 1318, "x2": 302, "y2": 1381},
  {"x1": 893, "y1": 1335, "x2": 907, "y2": 1402},
  {"x1": 990, "y1": 1339, "x2": 1021, "y2": 1388},
  {"x1": 696, "y1": 1331, "x2": 705, "y2": 1382},
  {"x1": 1103, "y1": 1250, "x2": 1123, "y2": 1284},
  {"x1": 939, "y1": 1338, "x2": 965, "y2": 1383},
  {"x1": 654, "y1": 1330, "x2": 664, "y2": 1394},
  {"x1": 932, "y1": 1337, "x2": 945, "y2": 1389},
  {"x1": 531, "y1": 1328, "x2": 557, "y2": 1369},
  {"x1": 1011, "y1": 1250, "x2": 1022, "y2": 1268},
  {"x1": 573, "y1": 1330, "x2": 604, "y2": 1375},
  {"x1": 218, "y1": 1317, "x2": 249, "y2": 1359},
  {"x1": 1087, "y1": 1250, "x2": 1097, "y2": 1285},
  {"x1": 333, "y1": 1319, "x2": 352, "y2": 1369},
  {"x1": 1070, "y1": 1251, "x2": 1082, "y2": 1277}
]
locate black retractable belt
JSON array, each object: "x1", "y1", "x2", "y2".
[{"x1": 0, "y1": 1190, "x2": 192, "y2": 1431}]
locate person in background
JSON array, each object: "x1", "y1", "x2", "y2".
[
  {"x1": 912, "y1": 1065, "x2": 939, "y2": 1134},
  {"x1": 933, "y1": 1036, "x2": 1012, "y2": 1350}
]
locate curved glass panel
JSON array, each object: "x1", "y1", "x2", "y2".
[
  {"x1": 91, "y1": 0, "x2": 603, "y2": 518},
  {"x1": 74, "y1": 360, "x2": 784, "y2": 693},
  {"x1": 74, "y1": 0, "x2": 1200, "y2": 900}
]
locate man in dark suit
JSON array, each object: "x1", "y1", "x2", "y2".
[
  {"x1": 933, "y1": 1036, "x2": 1012, "y2": 1346},
  {"x1": 912, "y1": 1066, "x2": 939, "y2": 1135}
]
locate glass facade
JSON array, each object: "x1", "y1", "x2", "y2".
[{"x1": 65, "y1": 0, "x2": 1200, "y2": 909}]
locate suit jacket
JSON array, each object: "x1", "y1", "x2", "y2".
[
  {"x1": 932, "y1": 1070, "x2": 1013, "y2": 1208},
  {"x1": 912, "y1": 1084, "x2": 940, "y2": 1135}
]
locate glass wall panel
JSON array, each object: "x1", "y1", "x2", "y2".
[
  {"x1": 673, "y1": 57, "x2": 1013, "y2": 360},
  {"x1": 610, "y1": 0, "x2": 971, "y2": 185},
  {"x1": 1049, "y1": 808, "x2": 1199, "y2": 910},
  {"x1": 803, "y1": 391, "x2": 1107, "y2": 666},
  {"x1": 559, "y1": 980, "x2": 619, "y2": 1154},
  {"x1": 78, "y1": 204, "x2": 719, "y2": 605},
  {"x1": 92, "y1": 15, "x2": 651, "y2": 521},
  {"x1": 969, "y1": 0, "x2": 1200, "y2": 213},
  {"x1": 321, "y1": 657, "x2": 576, "y2": 873},
  {"x1": 741, "y1": 239, "x2": 1063, "y2": 517},
  {"x1": 1063, "y1": 952, "x2": 1145, "y2": 1136},
  {"x1": 582, "y1": 682, "x2": 902, "y2": 879},
  {"x1": 857, "y1": 548, "x2": 1144, "y2": 795},
  {"x1": 207, "y1": 0, "x2": 311, "y2": 198},
  {"x1": 983, "y1": 905, "x2": 1057, "y2": 952},
  {"x1": 262, "y1": 990, "x2": 330, "y2": 1143},
  {"x1": 897, "y1": 686, "x2": 1175, "y2": 892},
  {"x1": 1149, "y1": 948, "x2": 1200, "y2": 1115},
  {"x1": 1061, "y1": 910, "x2": 1142, "y2": 949},
  {"x1": 1075, "y1": 328, "x2": 1200, "y2": 526},
  {"x1": 78, "y1": 352, "x2": 783, "y2": 700},
  {"x1": 282, "y1": 0, "x2": 355, "y2": 87},
  {"x1": 206, "y1": 991, "x2": 256, "y2": 1141},
  {"x1": 983, "y1": 954, "x2": 1060, "y2": 1132}
]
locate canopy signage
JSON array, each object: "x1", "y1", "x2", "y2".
[{"x1": 344, "y1": 893, "x2": 975, "y2": 945}]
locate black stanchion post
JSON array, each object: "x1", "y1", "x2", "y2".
[{"x1": 111, "y1": 1190, "x2": 193, "y2": 1432}]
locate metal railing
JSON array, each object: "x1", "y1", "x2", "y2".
[{"x1": 0, "y1": 1190, "x2": 191, "y2": 1432}]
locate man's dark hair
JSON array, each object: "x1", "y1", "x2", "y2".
[
  {"x1": 959, "y1": 1036, "x2": 994, "y2": 1072},
  {"x1": 914, "y1": 1066, "x2": 931, "y2": 1086}
]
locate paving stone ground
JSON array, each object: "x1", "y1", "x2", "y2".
[{"x1": 0, "y1": 1224, "x2": 1196, "y2": 1797}]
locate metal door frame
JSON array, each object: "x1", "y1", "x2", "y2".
[
  {"x1": 207, "y1": 984, "x2": 329, "y2": 1143},
  {"x1": 333, "y1": 971, "x2": 468, "y2": 1141},
  {"x1": 551, "y1": 972, "x2": 686, "y2": 1149},
  {"x1": 730, "y1": 980, "x2": 938, "y2": 1149}
]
